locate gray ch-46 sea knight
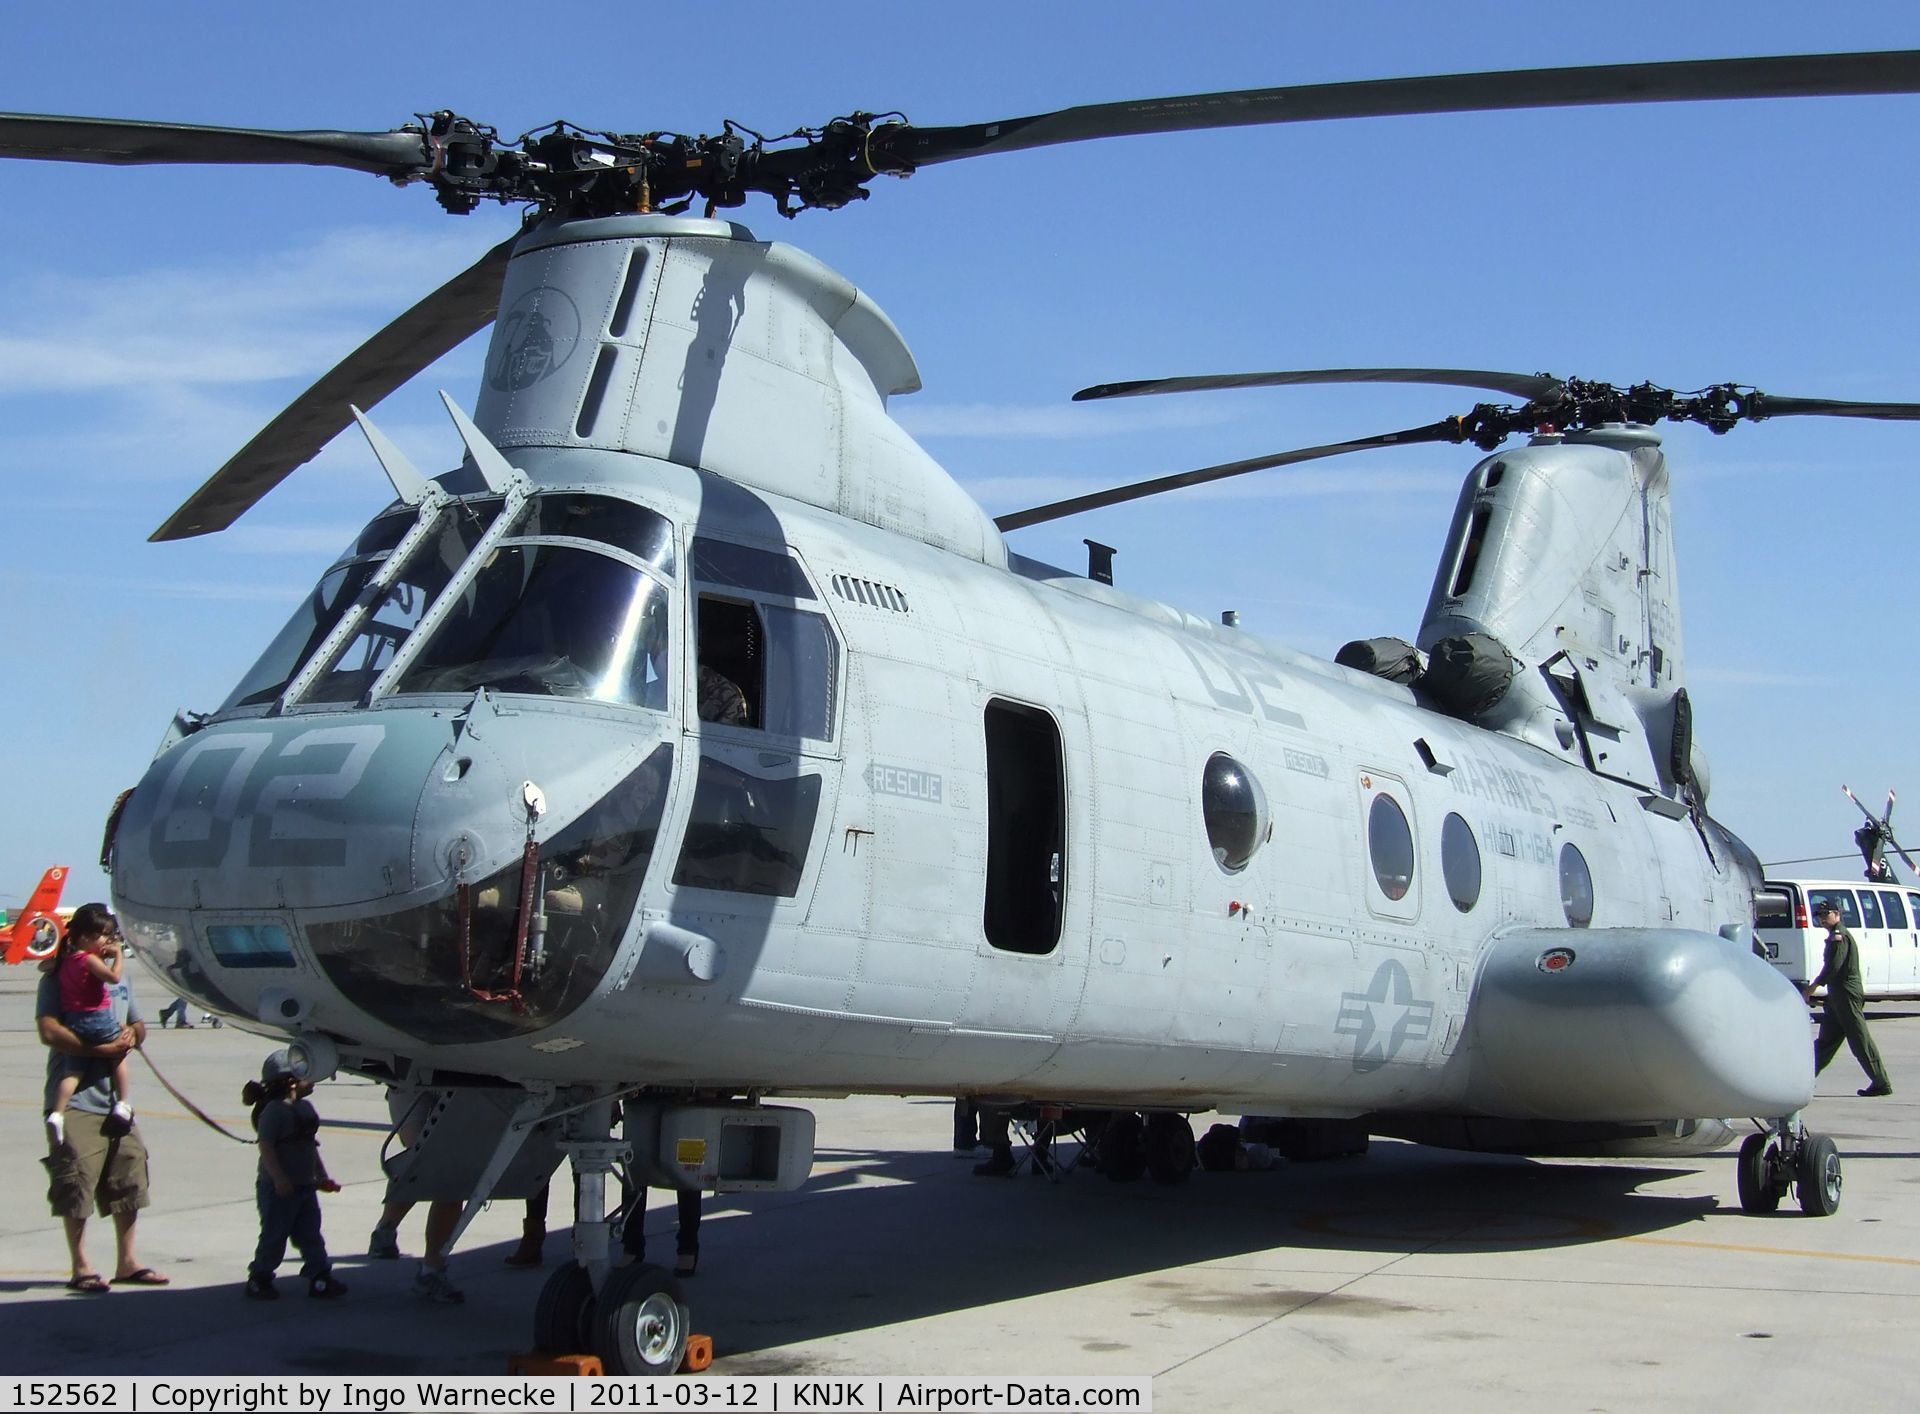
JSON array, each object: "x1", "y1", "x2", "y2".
[{"x1": 8, "y1": 50, "x2": 1920, "y2": 1373}]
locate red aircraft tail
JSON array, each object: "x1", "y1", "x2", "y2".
[{"x1": 4, "y1": 865, "x2": 70, "y2": 965}]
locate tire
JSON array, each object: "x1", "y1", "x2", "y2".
[
  {"x1": 1102, "y1": 1112, "x2": 1147, "y2": 1183},
  {"x1": 1144, "y1": 1113, "x2": 1196, "y2": 1185},
  {"x1": 532, "y1": 1261, "x2": 596, "y2": 1353},
  {"x1": 1735, "y1": 1133, "x2": 1781, "y2": 1215},
  {"x1": 592, "y1": 1263, "x2": 690, "y2": 1376},
  {"x1": 1796, "y1": 1133, "x2": 1843, "y2": 1217}
]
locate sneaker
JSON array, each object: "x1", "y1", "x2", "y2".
[
  {"x1": 308, "y1": 1274, "x2": 349, "y2": 1299},
  {"x1": 110, "y1": 1101, "x2": 134, "y2": 1124},
  {"x1": 44, "y1": 1112, "x2": 65, "y2": 1149},
  {"x1": 244, "y1": 1274, "x2": 278, "y2": 1301},
  {"x1": 367, "y1": 1225, "x2": 400, "y2": 1260},
  {"x1": 414, "y1": 1266, "x2": 465, "y2": 1304}
]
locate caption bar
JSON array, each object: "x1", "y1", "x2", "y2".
[{"x1": 3, "y1": 1378, "x2": 1151, "y2": 1413}]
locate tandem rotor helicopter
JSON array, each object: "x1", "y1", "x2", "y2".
[{"x1": 7, "y1": 48, "x2": 1920, "y2": 1373}]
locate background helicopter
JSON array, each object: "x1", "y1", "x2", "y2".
[{"x1": 4, "y1": 3, "x2": 1919, "y2": 911}]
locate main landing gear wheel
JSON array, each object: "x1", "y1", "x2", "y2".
[
  {"x1": 1735, "y1": 1133, "x2": 1784, "y2": 1215},
  {"x1": 532, "y1": 1261, "x2": 596, "y2": 1352},
  {"x1": 593, "y1": 1263, "x2": 690, "y2": 1376},
  {"x1": 1796, "y1": 1133, "x2": 1843, "y2": 1217},
  {"x1": 1102, "y1": 1112, "x2": 1147, "y2": 1182},
  {"x1": 1144, "y1": 1113, "x2": 1196, "y2": 1185}
]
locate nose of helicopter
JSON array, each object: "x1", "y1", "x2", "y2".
[
  {"x1": 113, "y1": 711, "x2": 455, "y2": 913},
  {"x1": 112, "y1": 699, "x2": 674, "y2": 1043}
]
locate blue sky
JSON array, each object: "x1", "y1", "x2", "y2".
[{"x1": 5, "y1": 1, "x2": 1919, "y2": 907}]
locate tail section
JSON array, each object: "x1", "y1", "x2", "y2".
[
  {"x1": 4, "y1": 865, "x2": 69, "y2": 965},
  {"x1": 1418, "y1": 427, "x2": 1700, "y2": 804}
]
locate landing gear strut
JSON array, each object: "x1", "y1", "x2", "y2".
[
  {"x1": 531, "y1": 1099, "x2": 692, "y2": 1375},
  {"x1": 1737, "y1": 1115, "x2": 1841, "y2": 1217}
]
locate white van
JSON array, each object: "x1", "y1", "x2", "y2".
[{"x1": 1756, "y1": 877, "x2": 1920, "y2": 999}]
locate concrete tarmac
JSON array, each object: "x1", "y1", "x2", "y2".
[{"x1": 3, "y1": 969, "x2": 1918, "y2": 1408}]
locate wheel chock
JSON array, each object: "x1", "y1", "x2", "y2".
[
  {"x1": 508, "y1": 1353, "x2": 605, "y2": 1377},
  {"x1": 681, "y1": 1334, "x2": 714, "y2": 1373}
]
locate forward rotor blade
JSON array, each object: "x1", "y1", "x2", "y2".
[
  {"x1": 151, "y1": 234, "x2": 519, "y2": 542},
  {"x1": 1743, "y1": 393, "x2": 1920, "y2": 421},
  {"x1": 1076, "y1": 367, "x2": 1562, "y2": 404},
  {"x1": 994, "y1": 420, "x2": 1460, "y2": 532},
  {"x1": 0, "y1": 113, "x2": 430, "y2": 177},
  {"x1": 896, "y1": 51, "x2": 1920, "y2": 166}
]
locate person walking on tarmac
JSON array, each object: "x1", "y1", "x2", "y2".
[{"x1": 1810, "y1": 900, "x2": 1894, "y2": 1096}]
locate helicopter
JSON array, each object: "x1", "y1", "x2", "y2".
[
  {"x1": 1845, "y1": 785, "x2": 1915, "y2": 883},
  {"x1": 3, "y1": 865, "x2": 71, "y2": 966},
  {"x1": 6, "y1": 48, "x2": 1920, "y2": 1375}
]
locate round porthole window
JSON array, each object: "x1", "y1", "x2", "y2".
[
  {"x1": 1202, "y1": 753, "x2": 1267, "y2": 873},
  {"x1": 1368, "y1": 793, "x2": 1414, "y2": 901},
  {"x1": 1441, "y1": 812, "x2": 1481, "y2": 912},
  {"x1": 1559, "y1": 843, "x2": 1594, "y2": 928}
]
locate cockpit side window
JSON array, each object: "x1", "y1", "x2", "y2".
[
  {"x1": 301, "y1": 498, "x2": 503, "y2": 705},
  {"x1": 691, "y1": 538, "x2": 837, "y2": 741}
]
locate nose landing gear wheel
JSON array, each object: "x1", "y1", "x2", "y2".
[
  {"x1": 1735, "y1": 1132, "x2": 1784, "y2": 1214},
  {"x1": 532, "y1": 1261, "x2": 596, "y2": 1353},
  {"x1": 1796, "y1": 1133, "x2": 1843, "y2": 1217},
  {"x1": 593, "y1": 1263, "x2": 690, "y2": 1376}
]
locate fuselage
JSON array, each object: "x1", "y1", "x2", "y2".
[{"x1": 108, "y1": 213, "x2": 1810, "y2": 1130}]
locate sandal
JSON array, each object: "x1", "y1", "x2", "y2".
[
  {"x1": 112, "y1": 1268, "x2": 170, "y2": 1286},
  {"x1": 66, "y1": 1274, "x2": 110, "y2": 1294}
]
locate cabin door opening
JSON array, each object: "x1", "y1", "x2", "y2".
[{"x1": 983, "y1": 699, "x2": 1066, "y2": 956}]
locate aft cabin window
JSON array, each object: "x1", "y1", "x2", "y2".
[
  {"x1": 1559, "y1": 843, "x2": 1595, "y2": 928},
  {"x1": 1202, "y1": 753, "x2": 1268, "y2": 874},
  {"x1": 691, "y1": 538, "x2": 838, "y2": 741},
  {"x1": 1441, "y1": 813, "x2": 1482, "y2": 913},
  {"x1": 1367, "y1": 794, "x2": 1415, "y2": 901},
  {"x1": 983, "y1": 700, "x2": 1066, "y2": 955}
]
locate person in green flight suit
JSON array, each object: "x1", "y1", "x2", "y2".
[{"x1": 1809, "y1": 900, "x2": 1894, "y2": 1097}]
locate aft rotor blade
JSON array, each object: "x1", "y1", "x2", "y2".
[
  {"x1": 151, "y1": 234, "x2": 518, "y2": 542},
  {"x1": 1743, "y1": 393, "x2": 1920, "y2": 421},
  {"x1": 896, "y1": 51, "x2": 1920, "y2": 166},
  {"x1": 994, "y1": 420, "x2": 1460, "y2": 532},
  {"x1": 1076, "y1": 367, "x2": 1563, "y2": 404},
  {"x1": 0, "y1": 112, "x2": 430, "y2": 177}
]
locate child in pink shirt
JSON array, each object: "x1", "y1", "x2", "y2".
[{"x1": 43, "y1": 924, "x2": 133, "y2": 1146}]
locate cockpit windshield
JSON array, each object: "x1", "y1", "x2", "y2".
[
  {"x1": 301, "y1": 497, "x2": 505, "y2": 705},
  {"x1": 395, "y1": 544, "x2": 671, "y2": 707},
  {"x1": 218, "y1": 508, "x2": 414, "y2": 711}
]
